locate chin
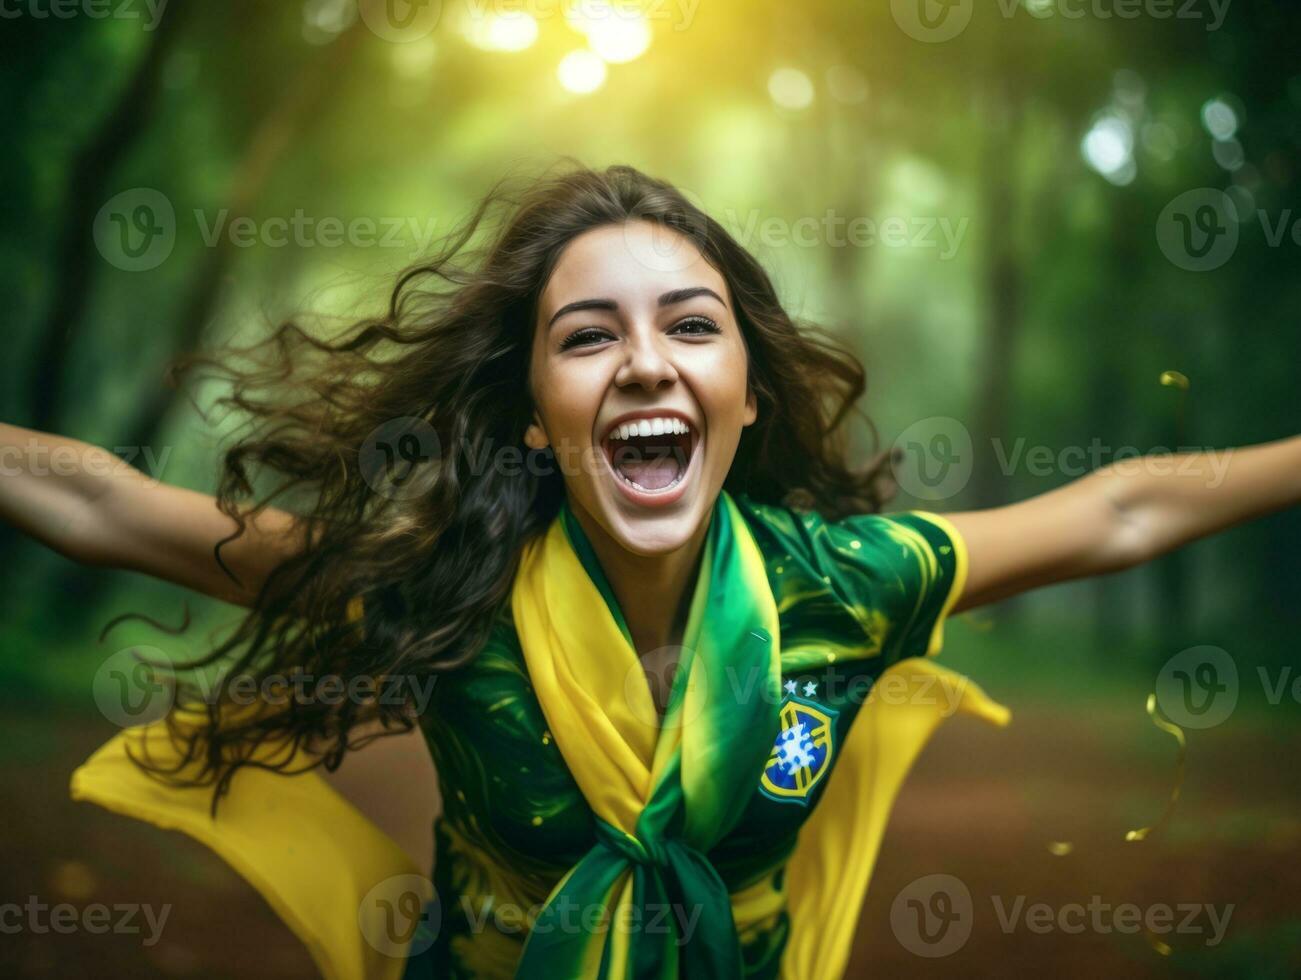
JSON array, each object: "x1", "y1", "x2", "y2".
[{"x1": 597, "y1": 498, "x2": 715, "y2": 557}]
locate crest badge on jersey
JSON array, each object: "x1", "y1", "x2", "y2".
[{"x1": 759, "y1": 682, "x2": 839, "y2": 807}]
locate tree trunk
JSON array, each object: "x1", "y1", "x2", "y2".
[
  {"x1": 49, "y1": 28, "x2": 365, "y2": 612},
  {"x1": 969, "y1": 80, "x2": 1022, "y2": 513},
  {"x1": 26, "y1": 9, "x2": 188, "y2": 433}
]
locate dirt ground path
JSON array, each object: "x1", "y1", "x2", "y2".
[{"x1": 3, "y1": 699, "x2": 1299, "y2": 978}]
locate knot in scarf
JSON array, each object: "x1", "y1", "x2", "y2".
[{"x1": 596, "y1": 822, "x2": 671, "y2": 870}]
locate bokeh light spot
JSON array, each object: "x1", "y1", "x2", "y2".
[
  {"x1": 768, "y1": 68, "x2": 814, "y2": 111},
  {"x1": 558, "y1": 50, "x2": 608, "y2": 94}
]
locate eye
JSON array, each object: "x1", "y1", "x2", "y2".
[
  {"x1": 670, "y1": 315, "x2": 720, "y2": 336},
  {"x1": 559, "y1": 327, "x2": 615, "y2": 351}
]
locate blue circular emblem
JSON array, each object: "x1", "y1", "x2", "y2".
[{"x1": 759, "y1": 693, "x2": 839, "y2": 806}]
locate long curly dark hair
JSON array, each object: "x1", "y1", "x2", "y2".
[{"x1": 128, "y1": 160, "x2": 896, "y2": 809}]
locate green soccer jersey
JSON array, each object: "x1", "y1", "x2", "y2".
[{"x1": 412, "y1": 494, "x2": 965, "y2": 979}]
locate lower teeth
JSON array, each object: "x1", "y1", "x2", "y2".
[{"x1": 620, "y1": 471, "x2": 682, "y2": 492}]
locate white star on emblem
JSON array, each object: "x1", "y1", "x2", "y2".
[
  {"x1": 803, "y1": 681, "x2": 817, "y2": 697},
  {"x1": 784, "y1": 679, "x2": 797, "y2": 695}
]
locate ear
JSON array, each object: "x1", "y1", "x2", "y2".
[
  {"x1": 523, "y1": 410, "x2": 550, "y2": 450},
  {"x1": 742, "y1": 383, "x2": 758, "y2": 427}
]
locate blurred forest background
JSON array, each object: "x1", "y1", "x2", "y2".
[{"x1": 2, "y1": 0, "x2": 1299, "y2": 976}]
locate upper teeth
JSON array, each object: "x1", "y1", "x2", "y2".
[{"x1": 609, "y1": 417, "x2": 691, "y2": 441}]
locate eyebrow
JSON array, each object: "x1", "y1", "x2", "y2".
[{"x1": 546, "y1": 287, "x2": 727, "y2": 331}]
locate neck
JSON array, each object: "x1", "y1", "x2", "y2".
[{"x1": 569, "y1": 503, "x2": 712, "y2": 658}]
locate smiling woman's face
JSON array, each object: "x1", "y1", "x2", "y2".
[{"x1": 525, "y1": 219, "x2": 757, "y2": 557}]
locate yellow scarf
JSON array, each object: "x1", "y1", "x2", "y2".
[
  {"x1": 69, "y1": 496, "x2": 1009, "y2": 979},
  {"x1": 509, "y1": 491, "x2": 1010, "y2": 978}
]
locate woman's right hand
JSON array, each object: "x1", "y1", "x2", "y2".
[{"x1": 1, "y1": 422, "x2": 309, "y2": 607}]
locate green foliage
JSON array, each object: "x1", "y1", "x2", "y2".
[{"x1": 3, "y1": 0, "x2": 1299, "y2": 692}]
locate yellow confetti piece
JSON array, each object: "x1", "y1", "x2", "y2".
[
  {"x1": 1047, "y1": 841, "x2": 1073, "y2": 857},
  {"x1": 1159, "y1": 370, "x2": 1191, "y2": 445},
  {"x1": 1146, "y1": 932, "x2": 1173, "y2": 956},
  {"x1": 1124, "y1": 694, "x2": 1187, "y2": 843},
  {"x1": 1158, "y1": 370, "x2": 1190, "y2": 391}
]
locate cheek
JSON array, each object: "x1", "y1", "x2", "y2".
[
  {"x1": 695, "y1": 347, "x2": 751, "y2": 418},
  {"x1": 539, "y1": 362, "x2": 605, "y2": 439}
]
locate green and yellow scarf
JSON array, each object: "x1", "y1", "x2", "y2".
[
  {"x1": 510, "y1": 491, "x2": 783, "y2": 977},
  {"x1": 69, "y1": 489, "x2": 1010, "y2": 980},
  {"x1": 508, "y1": 490, "x2": 1010, "y2": 979}
]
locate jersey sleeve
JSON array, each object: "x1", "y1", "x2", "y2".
[{"x1": 820, "y1": 509, "x2": 968, "y2": 665}]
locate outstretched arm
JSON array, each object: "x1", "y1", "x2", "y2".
[
  {"x1": 1, "y1": 422, "x2": 311, "y2": 607},
  {"x1": 944, "y1": 435, "x2": 1301, "y2": 613},
  {"x1": 4, "y1": 423, "x2": 441, "y2": 866}
]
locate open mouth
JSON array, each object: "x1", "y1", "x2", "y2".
[{"x1": 600, "y1": 414, "x2": 698, "y2": 498}]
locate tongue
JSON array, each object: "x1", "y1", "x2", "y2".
[{"x1": 616, "y1": 453, "x2": 683, "y2": 491}]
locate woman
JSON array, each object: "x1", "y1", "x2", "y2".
[{"x1": 4, "y1": 163, "x2": 1298, "y2": 979}]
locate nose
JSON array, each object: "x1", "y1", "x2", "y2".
[{"x1": 614, "y1": 327, "x2": 678, "y2": 391}]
